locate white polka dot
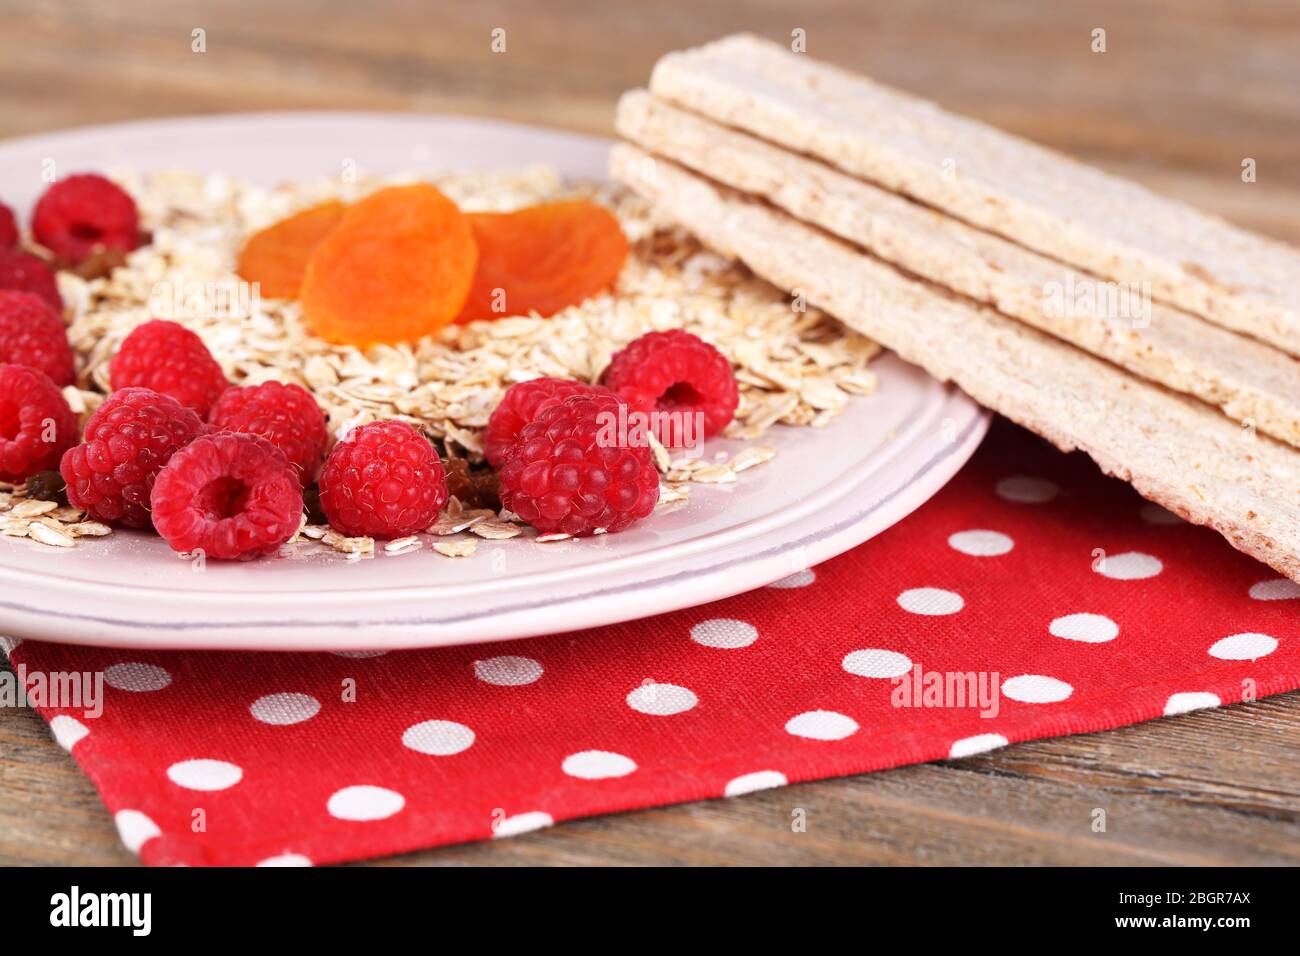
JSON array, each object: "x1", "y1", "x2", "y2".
[
  {"x1": 1208, "y1": 632, "x2": 1277, "y2": 661},
  {"x1": 626, "y1": 682, "x2": 698, "y2": 715},
  {"x1": 327, "y1": 785, "x2": 405, "y2": 821},
  {"x1": 897, "y1": 587, "x2": 964, "y2": 615},
  {"x1": 562, "y1": 750, "x2": 637, "y2": 779},
  {"x1": 114, "y1": 809, "x2": 161, "y2": 855},
  {"x1": 492, "y1": 811, "x2": 554, "y2": 838},
  {"x1": 166, "y1": 759, "x2": 243, "y2": 791},
  {"x1": 1002, "y1": 674, "x2": 1073, "y2": 703},
  {"x1": 49, "y1": 715, "x2": 89, "y2": 750},
  {"x1": 250, "y1": 692, "x2": 320, "y2": 725},
  {"x1": 842, "y1": 648, "x2": 913, "y2": 678},
  {"x1": 402, "y1": 719, "x2": 475, "y2": 756},
  {"x1": 768, "y1": 569, "x2": 815, "y2": 589},
  {"x1": 1249, "y1": 578, "x2": 1300, "y2": 601},
  {"x1": 785, "y1": 710, "x2": 858, "y2": 740},
  {"x1": 690, "y1": 618, "x2": 758, "y2": 648},
  {"x1": 948, "y1": 529, "x2": 1014, "y2": 557},
  {"x1": 473, "y1": 655, "x2": 543, "y2": 686},
  {"x1": 1140, "y1": 503, "x2": 1184, "y2": 525},
  {"x1": 1048, "y1": 613, "x2": 1118, "y2": 643},
  {"x1": 996, "y1": 475, "x2": 1058, "y2": 503},
  {"x1": 104, "y1": 662, "x2": 171, "y2": 692},
  {"x1": 1163, "y1": 692, "x2": 1221, "y2": 716},
  {"x1": 1095, "y1": 552, "x2": 1162, "y2": 580},
  {"x1": 331, "y1": 650, "x2": 387, "y2": 659},
  {"x1": 948, "y1": 733, "x2": 1009, "y2": 758},
  {"x1": 256, "y1": 852, "x2": 312, "y2": 867},
  {"x1": 724, "y1": 770, "x2": 788, "y2": 796}
]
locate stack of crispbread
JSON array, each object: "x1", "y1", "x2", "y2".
[{"x1": 611, "y1": 33, "x2": 1300, "y2": 582}]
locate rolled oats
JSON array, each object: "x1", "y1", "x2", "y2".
[
  {"x1": 433, "y1": 537, "x2": 478, "y2": 558},
  {"x1": 689, "y1": 463, "x2": 737, "y2": 484},
  {"x1": 323, "y1": 531, "x2": 375, "y2": 556},
  {"x1": 66, "y1": 521, "x2": 111, "y2": 537},
  {"x1": 383, "y1": 535, "x2": 422, "y2": 554},
  {"x1": 647, "y1": 433, "x2": 672, "y2": 473},
  {"x1": 11, "y1": 500, "x2": 58, "y2": 519},
  {"x1": 30, "y1": 522, "x2": 75, "y2": 548},
  {"x1": 730, "y1": 446, "x2": 776, "y2": 472},
  {"x1": 428, "y1": 513, "x2": 487, "y2": 536},
  {"x1": 657, "y1": 484, "x2": 690, "y2": 505},
  {"x1": 469, "y1": 519, "x2": 523, "y2": 540}
]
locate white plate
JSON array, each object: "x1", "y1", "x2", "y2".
[{"x1": 0, "y1": 113, "x2": 989, "y2": 651}]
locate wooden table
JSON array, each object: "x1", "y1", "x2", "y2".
[{"x1": 1, "y1": 0, "x2": 1297, "y2": 866}]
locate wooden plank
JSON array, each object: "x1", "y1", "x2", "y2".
[{"x1": 2, "y1": 1, "x2": 1299, "y2": 189}]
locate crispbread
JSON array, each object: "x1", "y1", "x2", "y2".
[
  {"x1": 648, "y1": 34, "x2": 1300, "y2": 358},
  {"x1": 611, "y1": 144, "x2": 1300, "y2": 582},
  {"x1": 616, "y1": 90, "x2": 1300, "y2": 449}
]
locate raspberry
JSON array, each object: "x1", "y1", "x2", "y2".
[
  {"x1": 32, "y1": 173, "x2": 141, "y2": 266},
  {"x1": 484, "y1": 377, "x2": 608, "y2": 467},
  {"x1": 318, "y1": 420, "x2": 448, "y2": 539},
  {"x1": 208, "y1": 381, "x2": 328, "y2": 487},
  {"x1": 0, "y1": 290, "x2": 74, "y2": 386},
  {"x1": 151, "y1": 432, "x2": 303, "y2": 560},
  {"x1": 110, "y1": 320, "x2": 228, "y2": 416},
  {"x1": 498, "y1": 391, "x2": 659, "y2": 536},
  {"x1": 0, "y1": 248, "x2": 63, "y2": 312},
  {"x1": 0, "y1": 203, "x2": 18, "y2": 248},
  {"x1": 60, "y1": 387, "x2": 203, "y2": 527},
  {"x1": 0, "y1": 364, "x2": 77, "y2": 482},
  {"x1": 600, "y1": 329, "x2": 738, "y2": 446}
]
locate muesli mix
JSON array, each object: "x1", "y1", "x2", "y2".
[{"x1": 0, "y1": 166, "x2": 879, "y2": 560}]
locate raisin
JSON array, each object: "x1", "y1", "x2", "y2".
[
  {"x1": 302, "y1": 484, "x2": 329, "y2": 525},
  {"x1": 24, "y1": 469, "x2": 68, "y2": 506},
  {"x1": 443, "y1": 457, "x2": 501, "y2": 511}
]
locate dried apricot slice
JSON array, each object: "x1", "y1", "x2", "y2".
[
  {"x1": 457, "y1": 200, "x2": 628, "y2": 323},
  {"x1": 300, "y1": 185, "x2": 477, "y2": 346},
  {"x1": 236, "y1": 200, "x2": 345, "y2": 299}
]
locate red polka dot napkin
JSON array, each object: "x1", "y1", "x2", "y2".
[{"x1": 5, "y1": 420, "x2": 1297, "y2": 866}]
